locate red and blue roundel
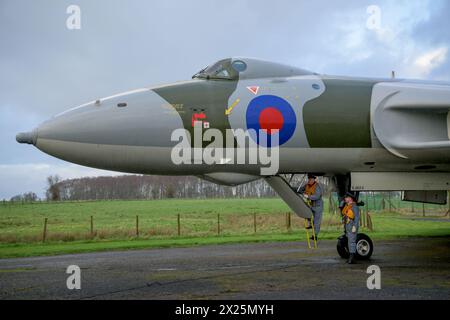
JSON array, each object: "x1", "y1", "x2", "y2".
[{"x1": 246, "y1": 95, "x2": 296, "y2": 147}]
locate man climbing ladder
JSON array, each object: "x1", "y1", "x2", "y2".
[{"x1": 298, "y1": 174, "x2": 323, "y2": 242}]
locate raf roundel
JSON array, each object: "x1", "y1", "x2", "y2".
[{"x1": 245, "y1": 95, "x2": 296, "y2": 147}]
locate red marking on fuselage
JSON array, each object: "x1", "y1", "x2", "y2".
[
  {"x1": 192, "y1": 112, "x2": 207, "y2": 127},
  {"x1": 247, "y1": 86, "x2": 260, "y2": 95},
  {"x1": 259, "y1": 107, "x2": 284, "y2": 135}
]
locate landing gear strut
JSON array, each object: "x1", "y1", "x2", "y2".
[{"x1": 333, "y1": 174, "x2": 374, "y2": 261}]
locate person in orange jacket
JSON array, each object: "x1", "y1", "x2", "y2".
[
  {"x1": 298, "y1": 174, "x2": 323, "y2": 241},
  {"x1": 341, "y1": 192, "x2": 360, "y2": 264}
]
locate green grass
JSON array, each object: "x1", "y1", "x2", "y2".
[
  {"x1": 0, "y1": 198, "x2": 449, "y2": 258},
  {"x1": 0, "y1": 199, "x2": 293, "y2": 241}
]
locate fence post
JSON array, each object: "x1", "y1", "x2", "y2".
[
  {"x1": 177, "y1": 214, "x2": 181, "y2": 236},
  {"x1": 90, "y1": 215, "x2": 94, "y2": 237},
  {"x1": 284, "y1": 213, "x2": 287, "y2": 230},
  {"x1": 373, "y1": 192, "x2": 376, "y2": 210},
  {"x1": 447, "y1": 192, "x2": 450, "y2": 219},
  {"x1": 217, "y1": 213, "x2": 220, "y2": 236},
  {"x1": 253, "y1": 213, "x2": 257, "y2": 233},
  {"x1": 422, "y1": 203, "x2": 425, "y2": 217},
  {"x1": 328, "y1": 195, "x2": 331, "y2": 215},
  {"x1": 328, "y1": 194, "x2": 336, "y2": 215},
  {"x1": 388, "y1": 192, "x2": 392, "y2": 212},
  {"x1": 136, "y1": 215, "x2": 139, "y2": 237},
  {"x1": 365, "y1": 193, "x2": 369, "y2": 211},
  {"x1": 286, "y1": 212, "x2": 291, "y2": 231},
  {"x1": 361, "y1": 203, "x2": 365, "y2": 227},
  {"x1": 42, "y1": 218, "x2": 48, "y2": 243},
  {"x1": 367, "y1": 213, "x2": 373, "y2": 231}
]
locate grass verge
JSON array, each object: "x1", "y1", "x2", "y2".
[{"x1": 1, "y1": 199, "x2": 449, "y2": 259}]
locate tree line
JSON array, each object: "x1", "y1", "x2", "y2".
[
  {"x1": 55, "y1": 175, "x2": 280, "y2": 200},
  {"x1": 9, "y1": 174, "x2": 337, "y2": 202},
  {"x1": 10, "y1": 174, "x2": 283, "y2": 201}
]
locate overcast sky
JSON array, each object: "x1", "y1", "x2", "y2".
[{"x1": 1, "y1": 0, "x2": 449, "y2": 199}]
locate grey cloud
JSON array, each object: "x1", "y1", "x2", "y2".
[{"x1": 0, "y1": 0, "x2": 449, "y2": 198}]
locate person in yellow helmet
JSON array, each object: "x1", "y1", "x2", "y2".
[{"x1": 341, "y1": 192, "x2": 360, "y2": 264}]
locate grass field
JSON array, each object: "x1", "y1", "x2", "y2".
[{"x1": 0, "y1": 198, "x2": 449, "y2": 258}]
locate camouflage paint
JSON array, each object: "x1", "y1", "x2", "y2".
[
  {"x1": 303, "y1": 77, "x2": 377, "y2": 148},
  {"x1": 153, "y1": 80, "x2": 238, "y2": 147}
]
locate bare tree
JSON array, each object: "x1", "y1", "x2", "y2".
[
  {"x1": 23, "y1": 192, "x2": 38, "y2": 202},
  {"x1": 52, "y1": 174, "x2": 278, "y2": 201},
  {"x1": 46, "y1": 175, "x2": 61, "y2": 201},
  {"x1": 10, "y1": 192, "x2": 39, "y2": 202}
]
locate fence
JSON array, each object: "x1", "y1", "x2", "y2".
[
  {"x1": 330, "y1": 192, "x2": 449, "y2": 228},
  {"x1": 3, "y1": 192, "x2": 450, "y2": 214},
  {"x1": 33, "y1": 212, "x2": 312, "y2": 243},
  {"x1": 1, "y1": 211, "x2": 347, "y2": 244},
  {"x1": 327, "y1": 192, "x2": 450, "y2": 215},
  {"x1": 1, "y1": 193, "x2": 449, "y2": 244}
]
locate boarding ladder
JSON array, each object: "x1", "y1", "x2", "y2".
[{"x1": 265, "y1": 175, "x2": 318, "y2": 249}]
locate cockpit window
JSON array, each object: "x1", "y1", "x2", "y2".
[
  {"x1": 192, "y1": 58, "x2": 238, "y2": 80},
  {"x1": 206, "y1": 61, "x2": 230, "y2": 78},
  {"x1": 192, "y1": 57, "x2": 315, "y2": 81},
  {"x1": 231, "y1": 60, "x2": 247, "y2": 72},
  {"x1": 216, "y1": 69, "x2": 230, "y2": 77}
]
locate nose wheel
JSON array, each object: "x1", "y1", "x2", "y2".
[{"x1": 337, "y1": 233, "x2": 373, "y2": 260}]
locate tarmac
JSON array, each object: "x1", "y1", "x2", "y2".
[{"x1": 0, "y1": 237, "x2": 449, "y2": 300}]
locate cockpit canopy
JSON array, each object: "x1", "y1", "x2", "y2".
[{"x1": 192, "y1": 57, "x2": 315, "y2": 81}]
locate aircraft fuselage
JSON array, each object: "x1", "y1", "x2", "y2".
[{"x1": 17, "y1": 57, "x2": 450, "y2": 187}]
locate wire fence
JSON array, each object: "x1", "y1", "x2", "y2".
[
  {"x1": 1, "y1": 193, "x2": 449, "y2": 244},
  {"x1": 1, "y1": 212, "x2": 335, "y2": 244}
]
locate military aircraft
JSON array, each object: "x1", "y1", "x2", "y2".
[{"x1": 17, "y1": 57, "x2": 450, "y2": 259}]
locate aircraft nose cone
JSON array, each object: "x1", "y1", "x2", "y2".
[{"x1": 16, "y1": 129, "x2": 37, "y2": 145}]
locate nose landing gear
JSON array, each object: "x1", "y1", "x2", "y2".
[{"x1": 337, "y1": 233, "x2": 373, "y2": 260}]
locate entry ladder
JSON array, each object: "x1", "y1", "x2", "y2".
[{"x1": 304, "y1": 217, "x2": 318, "y2": 249}]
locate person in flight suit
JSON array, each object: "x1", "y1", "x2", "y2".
[
  {"x1": 298, "y1": 174, "x2": 323, "y2": 241},
  {"x1": 341, "y1": 192, "x2": 360, "y2": 264}
]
